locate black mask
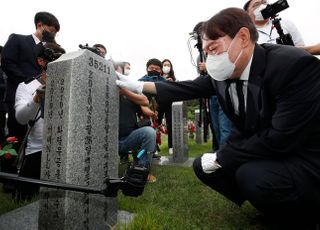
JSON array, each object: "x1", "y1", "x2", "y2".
[
  {"x1": 42, "y1": 30, "x2": 56, "y2": 42},
  {"x1": 147, "y1": 70, "x2": 161, "y2": 77}
]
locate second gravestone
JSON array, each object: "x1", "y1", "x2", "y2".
[
  {"x1": 172, "y1": 101, "x2": 189, "y2": 163},
  {"x1": 39, "y1": 49, "x2": 119, "y2": 230}
]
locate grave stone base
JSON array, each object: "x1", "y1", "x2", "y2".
[{"x1": 0, "y1": 201, "x2": 134, "y2": 230}]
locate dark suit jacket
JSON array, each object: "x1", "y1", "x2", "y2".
[
  {"x1": 155, "y1": 44, "x2": 320, "y2": 206},
  {"x1": 1, "y1": 34, "x2": 41, "y2": 102}
]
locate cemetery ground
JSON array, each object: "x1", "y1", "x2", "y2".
[{"x1": 0, "y1": 137, "x2": 269, "y2": 229}]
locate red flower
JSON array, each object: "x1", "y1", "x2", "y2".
[
  {"x1": 6, "y1": 136, "x2": 18, "y2": 143},
  {"x1": 4, "y1": 153, "x2": 12, "y2": 159}
]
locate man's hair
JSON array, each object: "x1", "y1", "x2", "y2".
[
  {"x1": 193, "y1": 21, "x2": 203, "y2": 34},
  {"x1": 243, "y1": 0, "x2": 252, "y2": 11},
  {"x1": 146, "y1": 58, "x2": 162, "y2": 69},
  {"x1": 93, "y1": 44, "x2": 107, "y2": 54},
  {"x1": 202, "y1": 7, "x2": 258, "y2": 42},
  {"x1": 162, "y1": 59, "x2": 176, "y2": 81},
  {"x1": 34, "y1": 12, "x2": 60, "y2": 32},
  {"x1": 0, "y1": 45, "x2": 3, "y2": 54}
]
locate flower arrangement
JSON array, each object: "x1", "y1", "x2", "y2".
[{"x1": 0, "y1": 137, "x2": 18, "y2": 159}]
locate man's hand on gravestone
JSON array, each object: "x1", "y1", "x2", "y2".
[
  {"x1": 116, "y1": 73, "x2": 144, "y2": 94},
  {"x1": 201, "y1": 153, "x2": 221, "y2": 174}
]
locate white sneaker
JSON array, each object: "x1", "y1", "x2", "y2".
[{"x1": 169, "y1": 148, "x2": 173, "y2": 155}]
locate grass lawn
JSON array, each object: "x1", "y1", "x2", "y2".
[{"x1": 0, "y1": 136, "x2": 268, "y2": 229}]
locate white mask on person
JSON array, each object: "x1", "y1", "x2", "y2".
[
  {"x1": 253, "y1": 4, "x2": 267, "y2": 21},
  {"x1": 124, "y1": 69, "x2": 131, "y2": 76},
  {"x1": 205, "y1": 36, "x2": 243, "y2": 81},
  {"x1": 162, "y1": 66, "x2": 171, "y2": 74}
]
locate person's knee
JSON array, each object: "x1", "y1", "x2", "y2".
[
  {"x1": 140, "y1": 127, "x2": 156, "y2": 139},
  {"x1": 236, "y1": 163, "x2": 278, "y2": 210},
  {"x1": 193, "y1": 157, "x2": 203, "y2": 176}
]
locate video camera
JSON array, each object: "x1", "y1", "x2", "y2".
[
  {"x1": 261, "y1": 0, "x2": 294, "y2": 46},
  {"x1": 79, "y1": 44, "x2": 101, "y2": 56},
  {"x1": 261, "y1": 0, "x2": 289, "y2": 19}
]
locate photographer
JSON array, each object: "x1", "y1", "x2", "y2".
[
  {"x1": 244, "y1": 0, "x2": 304, "y2": 46},
  {"x1": 15, "y1": 42, "x2": 65, "y2": 200}
]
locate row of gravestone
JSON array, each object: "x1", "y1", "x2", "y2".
[{"x1": 0, "y1": 49, "x2": 191, "y2": 229}]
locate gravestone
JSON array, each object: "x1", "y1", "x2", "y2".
[
  {"x1": 171, "y1": 101, "x2": 188, "y2": 163},
  {"x1": 195, "y1": 109, "x2": 203, "y2": 144},
  {"x1": 39, "y1": 49, "x2": 119, "y2": 229}
]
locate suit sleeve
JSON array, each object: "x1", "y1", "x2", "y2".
[
  {"x1": 1, "y1": 34, "x2": 28, "y2": 85},
  {"x1": 154, "y1": 74, "x2": 215, "y2": 104},
  {"x1": 218, "y1": 55, "x2": 320, "y2": 168}
]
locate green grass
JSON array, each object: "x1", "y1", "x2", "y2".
[
  {"x1": 0, "y1": 135, "x2": 268, "y2": 229},
  {"x1": 117, "y1": 136, "x2": 268, "y2": 229}
]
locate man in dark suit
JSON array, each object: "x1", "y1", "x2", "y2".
[
  {"x1": 1, "y1": 11, "x2": 60, "y2": 146},
  {"x1": 116, "y1": 7, "x2": 320, "y2": 228}
]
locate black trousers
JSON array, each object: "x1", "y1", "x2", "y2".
[
  {"x1": 157, "y1": 103, "x2": 172, "y2": 148},
  {"x1": 18, "y1": 151, "x2": 42, "y2": 200},
  {"x1": 7, "y1": 101, "x2": 27, "y2": 141},
  {"x1": 0, "y1": 111, "x2": 6, "y2": 143},
  {"x1": 193, "y1": 157, "x2": 319, "y2": 228}
]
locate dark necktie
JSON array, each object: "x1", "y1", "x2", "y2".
[
  {"x1": 225, "y1": 79, "x2": 246, "y2": 123},
  {"x1": 236, "y1": 80, "x2": 245, "y2": 122}
]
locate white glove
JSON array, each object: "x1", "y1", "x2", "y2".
[
  {"x1": 116, "y1": 73, "x2": 144, "y2": 94},
  {"x1": 201, "y1": 153, "x2": 221, "y2": 174}
]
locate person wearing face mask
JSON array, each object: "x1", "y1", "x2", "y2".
[
  {"x1": 113, "y1": 61, "x2": 157, "y2": 183},
  {"x1": 244, "y1": 0, "x2": 304, "y2": 46},
  {"x1": 0, "y1": 12, "x2": 60, "y2": 193},
  {"x1": 139, "y1": 59, "x2": 166, "y2": 158},
  {"x1": 157, "y1": 59, "x2": 176, "y2": 154},
  {"x1": 116, "y1": 8, "x2": 320, "y2": 228}
]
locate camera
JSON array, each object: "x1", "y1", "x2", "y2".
[
  {"x1": 120, "y1": 163, "x2": 149, "y2": 197},
  {"x1": 79, "y1": 44, "x2": 101, "y2": 56},
  {"x1": 261, "y1": 0, "x2": 289, "y2": 19}
]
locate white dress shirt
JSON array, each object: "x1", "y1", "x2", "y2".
[
  {"x1": 15, "y1": 80, "x2": 43, "y2": 155},
  {"x1": 228, "y1": 54, "x2": 253, "y2": 115},
  {"x1": 256, "y1": 19, "x2": 304, "y2": 46}
]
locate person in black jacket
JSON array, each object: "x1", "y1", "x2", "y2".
[
  {"x1": 1, "y1": 11, "x2": 60, "y2": 146},
  {"x1": 0, "y1": 45, "x2": 7, "y2": 143},
  {"x1": 116, "y1": 7, "x2": 320, "y2": 228}
]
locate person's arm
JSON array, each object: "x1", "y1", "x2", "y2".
[
  {"x1": 116, "y1": 73, "x2": 214, "y2": 103},
  {"x1": 1, "y1": 34, "x2": 29, "y2": 85},
  {"x1": 140, "y1": 106, "x2": 157, "y2": 120},
  {"x1": 283, "y1": 19, "x2": 305, "y2": 46},
  {"x1": 15, "y1": 83, "x2": 40, "y2": 125},
  {"x1": 301, "y1": 43, "x2": 320, "y2": 55},
  {"x1": 119, "y1": 88, "x2": 149, "y2": 106}
]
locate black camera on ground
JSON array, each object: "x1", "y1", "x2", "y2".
[
  {"x1": 121, "y1": 164, "x2": 149, "y2": 197},
  {"x1": 105, "y1": 162, "x2": 149, "y2": 197},
  {"x1": 261, "y1": 0, "x2": 289, "y2": 19}
]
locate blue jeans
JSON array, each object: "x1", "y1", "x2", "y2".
[
  {"x1": 119, "y1": 126, "x2": 156, "y2": 167},
  {"x1": 210, "y1": 96, "x2": 232, "y2": 146}
]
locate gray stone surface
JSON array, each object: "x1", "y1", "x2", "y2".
[
  {"x1": 0, "y1": 202, "x2": 134, "y2": 230},
  {"x1": 152, "y1": 156, "x2": 195, "y2": 167},
  {"x1": 39, "y1": 50, "x2": 119, "y2": 229},
  {"x1": 195, "y1": 109, "x2": 203, "y2": 144},
  {"x1": 171, "y1": 102, "x2": 188, "y2": 163}
]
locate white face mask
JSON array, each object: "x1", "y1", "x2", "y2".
[
  {"x1": 205, "y1": 36, "x2": 243, "y2": 81},
  {"x1": 253, "y1": 4, "x2": 267, "y2": 21},
  {"x1": 124, "y1": 69, "x2": 131, "y2": 76},
  {"x1": 162, "y1": 66, "x2": 171, "y2": 74}
]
